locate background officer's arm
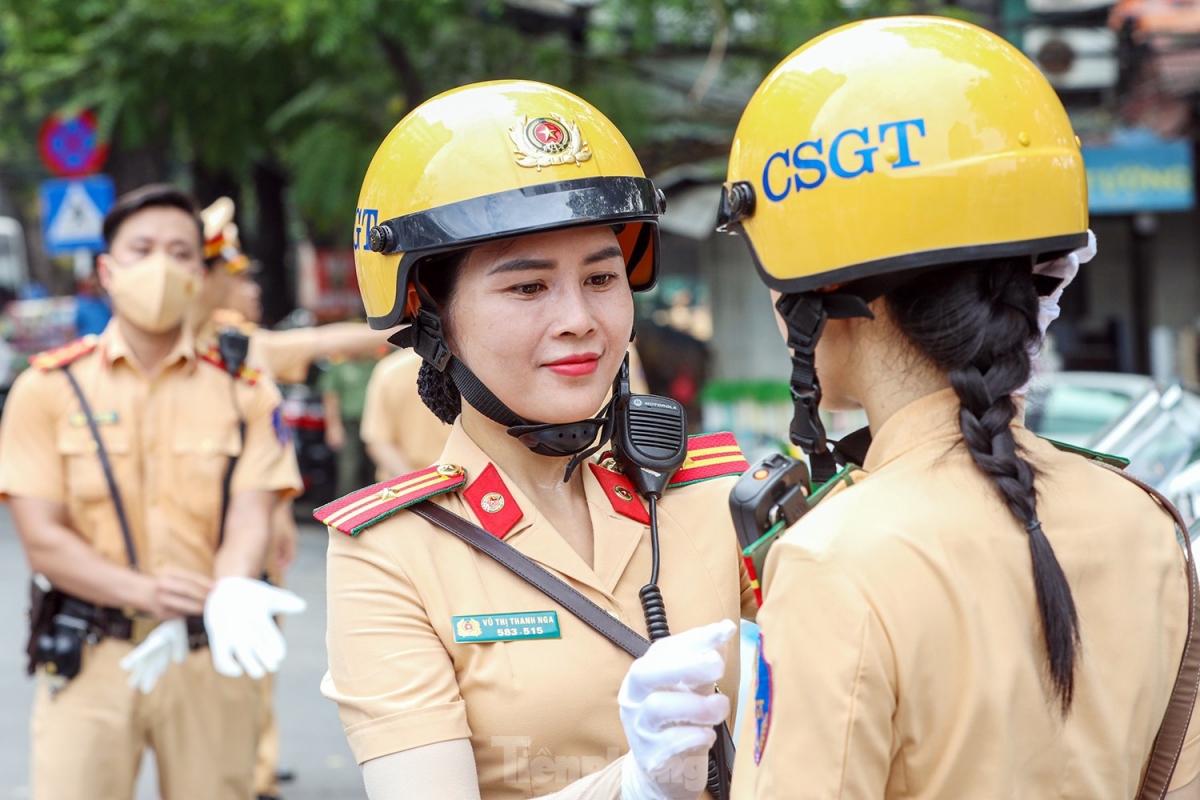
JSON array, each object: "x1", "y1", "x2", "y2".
[
  {"x1": 361, "y1": 356, "x2": 416, "y2": 476},
  {"x1": 365, "y1": 440, "x2": 415, "y2": 478},
  {"x1": 217, "y1": 378, "x2": 303, "y2": 578},
  {"x1": 213, "y1": 489, "x2": 275, "y2": 579},
  {"x1": 10, "y1": 496, "x2": 210, "y2": 618},
  {"x1": 256, "y1": 324, "x2": 387, "y2": 385}
]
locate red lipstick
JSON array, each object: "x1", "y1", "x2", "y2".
[{"x1": 544, "y1": 353, "x2": 601, "y2": 377}]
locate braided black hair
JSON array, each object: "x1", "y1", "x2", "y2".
[{"x1": 884, "y1": 256, "x2": 1081, "y2": 715}]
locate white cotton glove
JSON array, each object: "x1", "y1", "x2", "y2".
[
  {"x1": 203, "y1": 577, "x2": 306, "y2": 679},
  {"x1": 619, "y1": 620, "x2": 736, "y2": 800},
  {"x1": 118, "y1": 618, "x2": 188, "y2": 694}
]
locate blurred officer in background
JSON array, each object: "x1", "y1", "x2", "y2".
[
  {"x1": 0, "y1": 184, "x2": 305, "y2": 800},
  {"x1": 360, "y1": 348, "x2": 452, "y2": 480},
  {"x1": 717, "y1": 17, "x2": 1200, "y2": 799},
  {"x1": 195, "y1": 197, "x2": 391, "y2": 800},
  {"x1": 320, "y1": 349, "x2": 385, "y2": 497}
]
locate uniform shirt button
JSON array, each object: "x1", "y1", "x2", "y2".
[{"x1": 606, "y1": 609, "x2": 620, "y2": 620}]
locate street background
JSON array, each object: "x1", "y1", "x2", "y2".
[{"x1": 0, "y1": 507, "x2": 365, "y2": 800}]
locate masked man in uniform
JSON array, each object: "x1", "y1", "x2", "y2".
[{"x1": 0, "y1": 184, "x2": 305, "y2": 800}]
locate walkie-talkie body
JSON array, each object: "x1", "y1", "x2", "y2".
[{"x1": 730, "y1": 453, "x2": 861, "y2": 606}]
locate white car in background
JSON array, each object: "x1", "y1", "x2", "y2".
[{"x1": 1025, "y1": 372, "x2": 1200, "y2": 530}]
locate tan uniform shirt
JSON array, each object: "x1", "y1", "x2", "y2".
[
  {"x1": 0, "y1": 323, "x2": 302, "y2": 576},
  {"x1": 359, "y1": 349, "x2": 452, "y2": 480},
  {"x1": 322, "y1": 422, "x2": 755, "y2": 798},
  {"x1": 734, "y1": 388, "x2": 1200, "y2": 799}
]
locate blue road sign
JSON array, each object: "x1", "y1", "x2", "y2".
[{"x1": 39, "y1": 175, "x2": 115, "y2": 256}]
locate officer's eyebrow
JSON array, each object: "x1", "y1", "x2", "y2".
[
  {"x1": 582, "y1": 246, "x2": 624, "y2": 265},
  {"x1": 488, "y1": 245, "x2": 624, "y2": 275},
  {"x1": 488, "y1": 257, "x2": 554, "y2": 275}
]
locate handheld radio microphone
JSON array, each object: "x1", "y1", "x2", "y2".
[
  {"x1": 610, "y1": 358, "x2": 734, "y2": 800},
  {"x1": 610, "y1": 357, "x2": 688, "y2": 642}
]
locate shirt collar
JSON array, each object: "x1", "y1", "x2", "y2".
[
  {"x1": 101, "y1": 320, "x2": 197, "y2": 373},
  {"x1": 436, "y1": 422, "x2": 540, "y2": 541},
  {"x1": 861, "y1": 388, "x2": 967, "y2": 473}
]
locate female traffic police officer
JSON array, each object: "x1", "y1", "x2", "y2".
[
  {"x1": 715, "y1": 17, "x2": 1200, "y2": 799},
  {"x1": 318, "y1": 80, "x2": 757, "y2": 800}
]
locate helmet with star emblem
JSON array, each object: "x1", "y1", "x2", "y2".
[{"x1": 354, "y1": 80, "x2": 663, "y2": 330}]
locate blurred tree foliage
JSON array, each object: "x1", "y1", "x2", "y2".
[{"x1": 0, "y1": 0, "x2": 961, "y2": 310}]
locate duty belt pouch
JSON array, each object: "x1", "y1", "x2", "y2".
[
  {"x1": 411, "y1": 501, "x2": 736, "y2": 800},
  {"x1": 25, "y1": 579, "x2": 64, "y2": 676}
]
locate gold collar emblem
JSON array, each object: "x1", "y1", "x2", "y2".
[{"x1": 510, "y1": 114, "x2": 592, "y2": 171}]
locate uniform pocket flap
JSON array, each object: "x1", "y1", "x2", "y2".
[
  {"x1": 56, "y1": 427, "x2": 131, "y2": 455},
  {"x1": 171, "y1": 430, "x2": 242, "y2": 457}
]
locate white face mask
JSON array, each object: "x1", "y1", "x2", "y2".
[{"x1": 107, "y1": 252, "x2": 199, "y2": 334}]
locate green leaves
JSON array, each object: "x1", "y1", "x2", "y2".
[{"x1": 0, "y1": 0, "x2": 968, "y2": 236}]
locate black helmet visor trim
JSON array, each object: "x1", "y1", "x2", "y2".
[
  {"x1": 365, "y1": 176, "x2": 662, "y2": 330},
  {"x1": 725, "y1": 226, "x2": 1089, "y2": 295}
]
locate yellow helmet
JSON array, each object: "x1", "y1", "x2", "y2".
[
  {"x1": 719, "y1": 16, "x2": 1089, "y2": 293},
  {"x1": 355, "y1": 80, "x2": 663, "y2": 329}
]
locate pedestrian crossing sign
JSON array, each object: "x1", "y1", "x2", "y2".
[{"x1": 39, "y1": 175, "x2": 115, "y2": 256}]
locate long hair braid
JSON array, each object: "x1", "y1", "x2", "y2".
[{"x1": 886, "y1": 256, "x2": 1081, "y2": 714}]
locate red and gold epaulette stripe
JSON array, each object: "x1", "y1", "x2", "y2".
[
  {"x1": 198, "y1": 346, "x2": 261, "y2": 385},
  {"x1": 314, "y1": 464, "x2": 467, "y2": 537},
  {"x1": 31, "y1": 334, "x2": 99, "y2": 371},
  {"x1": 667, "y1": 431, "x2": 749, "y2": 488}
]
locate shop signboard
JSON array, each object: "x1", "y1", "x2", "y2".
[{"x1": 1082, "y1": 129, "x2": 1195, "y2": 214}]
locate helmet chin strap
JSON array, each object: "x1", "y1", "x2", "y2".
[
  {"x1": 776, "y1": 290, "x2": 875, "y2": 485},
  {"x1": 390, "y1": 301, "x2": 620, "y2": 482}
]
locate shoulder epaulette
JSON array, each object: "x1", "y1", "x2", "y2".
[
  {"x1": 198, "y1": 345, "x2": 262, "y2": 386},
  {"x1": 667, "y1": 431, "x2": 749, "y2": 488},
  {"x1": 1042, "y1": 436, "x2": 1130, "y2": 470},
  {"x1": 30, "y1": 335, "x2": 99, "y2": 371},
  {"x1": 314, "y1": 464, "x2": 467, "y2": 536}
]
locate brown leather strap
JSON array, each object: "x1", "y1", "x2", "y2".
[
  {"x1": 1098, "y1": 463, "x2": 1200, "y2": 799},
  {"x1": 410, "y1": 502, "x2": 652, "y2": 658}
]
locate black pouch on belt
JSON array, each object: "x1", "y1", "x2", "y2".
[
  {"x1": 25, "y1": 579, "x2": 64, "y2": 676},
  {"x1": 33, "y1": 599, "x2": 90, "y2": 681}
]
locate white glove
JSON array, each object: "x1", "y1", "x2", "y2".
[
  {"x1": 619, "y1": 620, "x2": 736, "y2": 800},
  {"x1": 119, "y1": 618, "x2": 188, "y2": 694},
  {"x1": 203, "y1": 577, "x2": 306, "y2": 679}
]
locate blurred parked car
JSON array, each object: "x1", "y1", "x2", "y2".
[{"x1": 1025, "y1": 372, "x2": 1200, "y2": 527}]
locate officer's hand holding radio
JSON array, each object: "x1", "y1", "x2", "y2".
[
  {"x1": 120, "y1": 618, "x2": 188, "y2": 693},
  {"x1": 204, "y1": 576, "x2": 306, "y2": 678},
  {"x1": 619, "y1": 619, "x2": 736, "y2": 800}
]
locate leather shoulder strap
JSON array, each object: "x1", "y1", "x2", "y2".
[
  {"x1": 61, "y1": 366, "x2": 139, "y2": 571},
  {"x1": 1098, "y1": 463, "x2": 1200, "y2": 799},
  {"x1": 410, "y1": 501, "x2": 651, "y2": 658},
  {"x1": 412, "y1": 500, "x2": 736, "y2": 799}
]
